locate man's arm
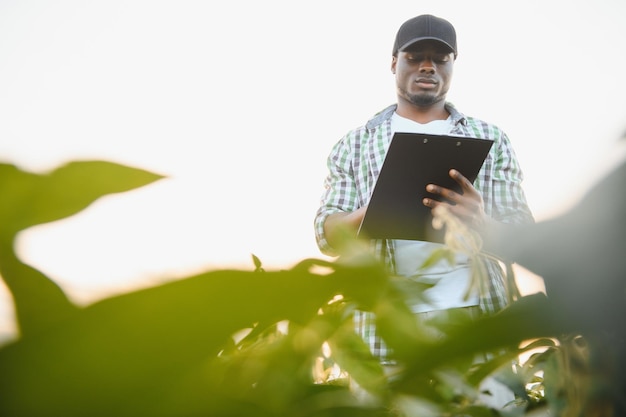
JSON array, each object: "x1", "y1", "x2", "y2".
[{"x1": 322, "y1": 207, "x2": 368, "y2": 252}]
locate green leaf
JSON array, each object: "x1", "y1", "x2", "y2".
[
  {"x1": 0, "y1": 160, "x2": 163, "y2": 337},
  {"x1": 328, "y1": 318, "x2": 387, "y2": 397},
  {"x1": 0, "y1": 160, "x2": 164, "y2": 238},
  {"x1": 398, "y1": 293, "x2": 562, "y2": 380},
  {"x1": 251, "y1": 253, "x2": 264, "y2": 272},
  {"x1": 0, "y1": 255, "x2": 78, "y2": 337},
  {"x1": 418, "y1": 247, "x2": 455, "y2": 271},
  {"x1": 0, "y1": 257, "x2": 393, "y2": 417}
]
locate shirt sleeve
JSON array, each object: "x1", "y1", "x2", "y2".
[
  {"x1": 314, "y1": 133, "x2": 360, "y2": 255},
  {"x1": 486, "y1": 130, "x2": 535, "y2": 225}
]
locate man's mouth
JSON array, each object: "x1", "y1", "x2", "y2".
[{"x1": 415, "y1": 78, "x2": 437, "y2": 89}]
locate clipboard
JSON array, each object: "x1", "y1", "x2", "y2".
[{"x1": 357, "y1": 133, "x2": 494, "y2": 243}]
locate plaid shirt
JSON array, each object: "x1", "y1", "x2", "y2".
[{"x1": 314, "y1": 103, "x2": 534, "y2": 361}]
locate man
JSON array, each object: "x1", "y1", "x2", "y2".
[{"x1": 314, "y1": 14, "x2": 534, "y2": 363}]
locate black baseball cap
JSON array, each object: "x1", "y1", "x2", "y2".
[{"x1": 392, "y1": 14, "x2": 457, "y2": 57}]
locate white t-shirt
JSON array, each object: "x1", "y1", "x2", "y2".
[{"x1": 390, "y1": 112, "x2": 478, "y2": 313}]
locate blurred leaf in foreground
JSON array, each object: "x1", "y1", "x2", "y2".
[{"x1": 0, "y1": 160, "x2": 164, "y2": 337}]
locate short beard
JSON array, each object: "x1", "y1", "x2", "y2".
[
  {"x1": 410, "y1": 94, "x2": 438, "y2": 107},
  {"x1": 398, "y1": 87, "x2": 441, "y2": 107},
  {"x1": 408, "y1": 92, "x2": 440, "y2": 107}
]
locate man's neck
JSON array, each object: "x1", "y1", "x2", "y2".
[{"x1": 396, "y1": 102, "x2": 449, "y2": 124}]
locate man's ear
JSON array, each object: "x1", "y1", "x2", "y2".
[{"x1": 391, "y1": 56, "x2": 397, "y2": 74}]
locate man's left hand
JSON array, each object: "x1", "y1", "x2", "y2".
[{"x1": 422, "y1": 169, "x2": 486, "y2": 229}]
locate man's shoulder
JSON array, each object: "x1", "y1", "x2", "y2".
[
  {"x1": 448, "y1": 104, "x2": 507, "y2": 140},
  {"x1": 365, "y1": 104, "x2": 397, "y2": 129},
  {"x1": 463, "y1": 114, "x2": 502, "y2": 130}
]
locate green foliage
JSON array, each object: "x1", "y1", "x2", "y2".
[{"x1": 0, "y1": 160, "x2": 613, "y2": 416}]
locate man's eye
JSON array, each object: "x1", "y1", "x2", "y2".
[
  {"x1": 406, "y1": 54, "x2": 423, "y2": 62},
  {"x1": 405, "y1": 53, "x2": 450, "y2": 63}
]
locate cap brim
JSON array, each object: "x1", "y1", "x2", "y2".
[{"x1": 398, "y1": 37, "x2": 456, "y2": 55}]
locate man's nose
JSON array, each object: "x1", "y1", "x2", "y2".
[{"x1": 419, "y1": 59, "x2": 435, "y2": 73}]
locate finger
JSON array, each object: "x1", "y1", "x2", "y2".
[
  {"x1": 426, "y1": 184, "x2": 457, "y2": 204},
  {"x1": 424, "y1": 197, "x2": 457, "y2": 211},
  {"x1": 423, "y1": 197, "x2": 441, "y2": 209},
  {"x1": 449, "y1": 169, "x2": 472, "y2": 191}
]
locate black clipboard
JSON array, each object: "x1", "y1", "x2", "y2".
[{"x1": 357, "y1": 133, "x2": 494, "y2": 243}]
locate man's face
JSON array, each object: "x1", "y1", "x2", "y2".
[{"x1": 392, "y1": 40, "x2": 455, "y2": 108}]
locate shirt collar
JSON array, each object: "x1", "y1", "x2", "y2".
[{"x1": 365, "y1": 102, "x2": 467, "y2": 130}]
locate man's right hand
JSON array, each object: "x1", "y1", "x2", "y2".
[{"x1": 323, "y1": 206, "x2": 368, "y2": 251}]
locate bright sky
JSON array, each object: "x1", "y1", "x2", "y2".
[{"x1": 1, "y1": 0, "x2": 626, "y2": 338}]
